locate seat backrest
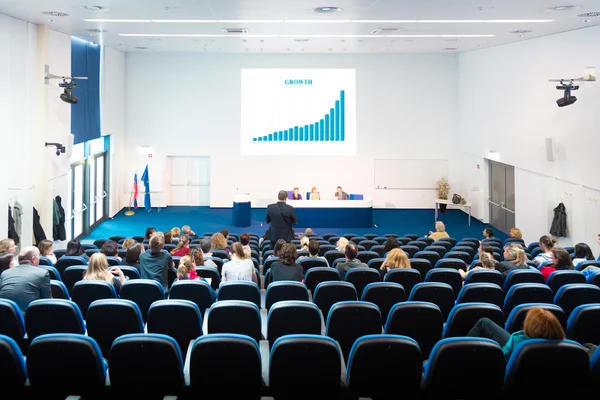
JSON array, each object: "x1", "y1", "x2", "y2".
[
  {"x1": 211, "y1": 249, "x2": 230, "y2": 260},
  {"x1": 195, "y1": 266, "x2": 221, "y2": 290},
  {"x1": 504, "y1": 303, "x2": 567, "y2": 334},
  {"x1": 425, "y1": 268, "x2": 463, "y2": 298},
  {"x1": 503, "y1": 283, "x2": 554, "y2": 316},
  {"x1": 408, "y1": 241, "x2": 427, "y2": 251},
  {"x1": 189, "y1": 334, "x2": 262, "y2": 398},
  {"x1": 400, "y1": 245, "x2": 420, "y2": 258},
  {"x1": 27, "y1": 334, "x2": 106, "y2": 396},
  {"x1": 504, "y1": 339, "x2": 590, "y2": 397},
  {"x1": 567, "y1": 303, "x2": 600, "y2": 345},
  {"x1": 86, "y1": 299, "x2": 144, "y2": 358},
  {"x1": 54, "y1": 256, "x2": 87, "y2": 275},
  {"x1": 384, "y1": 268, "x2": 421, "y2": 296},
  {"x1": 361, "y1": 282, "x2": 406, "y2": 322},
  {"x1": 217, "y1": 281, "x2": 261, "y2": 308},
  {"x1": 207, "y1": 300, "x2": 261, "y2": 342},
  {"x1": 312, "y1": 281, "x2": 358, "y2": 320},
  {"x1": 24, "y1": 299, "x2": 85, "y2": 341},
  {"x1": 71, "y1": 280, "x2": 117, "y2": 318},
  {"x1": 326, "y1": 301, "x2": 382, "y2": 362},
  {"x1": 269, "y1": 334, "x2": 343, "y2": 398},
  {"x1": 39, "y1": 265, "x2": 60, "y2": 280},
  {"x1": 0, "y1": 299, "x2": 25, "y2": 345},
  {"x1": 424, "y1": 337, "x2": 505, "y2": 398},
  {"x1": 347, "y1": 334, "x2": 421, "y2": 399},
  {"x1": 464, "y1": 269, "x2": 503, "y2": 286},
  {"x1": 434, "y1": 258, "x2": 468, "y2": 271},
  {"x1": 554, "y1": 283, "x2": 600, "y2": 316},
  {"x1": 503, "y1": 269, "x2": 545, "y2": 292},
  {"x1": 298, "y1": 258, "x2": 328, "y2": 275},
  {"x1": 109, "y1": 333, "x2": 185, "y2": 396},
  {"x1": 304, "y1": 267, "x2": 340, "y2": 293},
  {"x1": 344, "y1": 267, "x2": 380, "y2": 299},
  {"x1": 267, "y1": 301, "x2": 322, "y2": 346},
  {"x1": 147, "y1": 299, "x2": 202, "y2": 356},
  {"x1": 546, "y1": 270, "x2": 587, "y2": 293},
  {"x1": 356, "y1": 251, "x2": 380, "y2": 264},
  {"x1": 577, "y1": 260, "x2": 600, "y2": 271},
  {"x1": 120, "y1": 279, "x2": 166, "y2": 322},
  {"x1": 0, "y1": 334, "x2": 27, "y2": 389},
  {"x1": 169, "y1": 280, "x2": 214, "y2": 316},
  {"x1": 414, "y1": 251, "x2": 441, "y2": 266},
  {"x1": 408, "y1": 282, "x2": 455, "y2": 321},
  {"x1": 114, "y1": 265, "x2": 140, "y2": 280},
  {"x1": 62, "y1": 266, "x2": 87, "y2": 293},
  {"x1": 50, "y1": 280, "x2": 69, "y2": 299},
  {"x1": 385, "y1": 301, "x2": 443, "y2": 359},
  {"x1": 456, "y1": 283, "x2": 505, "y2": 308},
  {"x1": 444, "y1": 251, "x2": 471, "y2": 264},
  {"x1": 444, "y1": 302, "x2": 504, "y2": 338},
  {"x1": 265, "y1": 281, "x2": 309, "y2": 310}
]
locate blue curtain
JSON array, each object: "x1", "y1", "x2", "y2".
[{"x1": 71, "y1": 38, "x2": 101, "y2": 144}]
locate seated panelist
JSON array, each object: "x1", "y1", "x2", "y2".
[
  {"x1": 335, "y1": 186, "x2": 349, "y2": 200},
  {"x1": 309, "y1": 187, "x2": 320, "y2": 200},
  {"x1": 291, "y1": 187, "x2": 302, "y2": 200}
]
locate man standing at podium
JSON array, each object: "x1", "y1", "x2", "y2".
[{"x1": 266, "y1": 190, "x2": 298, "y2": 243}]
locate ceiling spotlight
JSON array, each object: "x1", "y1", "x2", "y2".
[
  {"x1": 86, "y1": 28, "x2": 107, "y2": 33},
  {"x1": 556, "y1": 79, "x2": 579, "y2": 107},
  {"x1": 58, "y1": 79, "x2": 78, "y2": 104},
  {"x1": 81, "y1": 5, "x2": 109, "y2": 12},
  {"x1": 312, "y1": 6, "x2": 342, "y2": 13},
  {"x1": 578, "y1": 11, "x2": 600, "y2": 17},
  {"x1": 546, "y1": 5, "x2": 579, "y2": 11},
  {"x1": 135, "y1": 46, "x2": 149, "y2": 50},
  {"x1": 41, "y1": 11, "x2": 69, "y2": 17},
  {"x1": 443, "y1": 47, "x2": 458, "y2": 50},
  {"x1": 511, "y1": 30, "x2": 532, "y2": 34},
  {"x1": 584, "y1": 19, "x2": 591, "y2": 22}
]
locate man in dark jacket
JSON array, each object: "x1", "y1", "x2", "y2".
[{"x1": 266, "y1": 190, "x2": 298, "y2": 244}]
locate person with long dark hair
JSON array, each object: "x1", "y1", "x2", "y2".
[
  {"x1": 572, "y1": 243, "x2": 595, "y2": 268},
  {"x1": 64, "y1": 239, "x2": 89, "y2": 261}
]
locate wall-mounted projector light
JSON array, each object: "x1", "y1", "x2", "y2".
[
  {"x1": 59, "y1": 79, "x2": 78, "y2": 104},
  {"x1": 555, "y1": 79, "x2": 579, "y2": 107}
]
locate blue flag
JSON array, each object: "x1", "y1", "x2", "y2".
[
  {"x1": 141, "y1": 165, "x2": 151, "y2": 210},
  {"x1": 133, "y1": 173, "x2": 138, "y2": 209}
]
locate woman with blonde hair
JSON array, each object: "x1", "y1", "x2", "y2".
[
  {"x1": 509, "y1": 228, "x2": 523, "y2": 239},
  {"x1": 0, "y1": 239, "x2": 17, "y2": 254},
  {"x1": 121, "y1": 238, "x2": 136, "y2": 250},
  {"x1": 171, "y1": 227, "x2": 181, "y2": 239},
  {"x1": 171, "y1": 234, "x2": 191, "y2": 257},
  {"x1": 460, "y1": 252, "x2": 495, "y2": 279},
  {"x1": 428, "y1": 221, "x2": 450, "y2": 241},
  {"x1": 211, "y1": 232, "x2": 229, "y2": 254},
  {"x1": 177, "y1": 254, "x2": 198, "y2": 280},
  {"x1": 336, "y1": 237, "x2": 349, "y2": 252},
  {"x1": 495, "y1": 244, "x2": 528, "y2": 277},
  {"x1": 379, "y1": 248, "x2": 410, "y2": 279},
  {"x1": 37, "y1": 239, "x2": 57, "y2": 264},
  {"x1": 83, "y1": 253, "x2": 126, "y2": 294},
  {"x1": 309, "y1": 187, "x2": 320, "y2": 200},
  {"x1": 468, "y1": 307, "x2": 566, "y2": 361},
  {"x1": 300, "y1": 236, "x2": 310, "y2": 251}
]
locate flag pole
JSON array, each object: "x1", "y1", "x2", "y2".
[{"x1": 125, "y1": 187, "x2": 135, "y2": 216}]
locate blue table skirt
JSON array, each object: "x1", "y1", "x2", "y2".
[
  {"x1": 233, "y1": 201, "x2": 251, "y2": 227},
  {"x1": 294, "y1": 207, "x2": 373, "y2": 228}
]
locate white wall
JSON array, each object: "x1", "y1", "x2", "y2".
[
  {"x1": 0, "y1": 14, "x2": 71, "y2": 248},
  {"x1": 122, "y1": 53, "x2": 460, "y2": 209},
  {"x1": 459, "y1": 25, "x2": 600, "y2": 253}
]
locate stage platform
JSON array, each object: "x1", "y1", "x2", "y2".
[{"x1": 288, "y1": 200, "x2": 372, "y2": 228}]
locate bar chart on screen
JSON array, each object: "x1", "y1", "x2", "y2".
[{"x1": 241, "y1": 69, "x2": 356, "y2": 156}]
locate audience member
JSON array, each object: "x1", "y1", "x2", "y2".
[
  {"x1": 495, "y1": 244, "x2": 528, "y2": 277},
  {"x1": 171, "y1": 234, "x2": 191, "y2": 257},
  {"x1": 0, "y1": 246, "x2": 51, "y2": 313},
  {"x1": 220, "y1": 229, "x2": 230, "y2": 240},
  {"x1": 100, "y1": 240, "x2": 121, "y2": 262},
  {"x1": 304, "y1": 228, "x2": 314, "y2": 236},
  {"x1": 508, "y1": 228, "x2": 523, "y2": 239},
  {"x1": 379, "y1": 248, "x2": 410, "y2": 279},
  {"x1": 336, "y1": 237, "x2": 349, "y2": 252},
  {"x1": 221, "y1": 243, "x2": 257, "y2": 284},
  {"x1": 182, "y1": 225, "x2": 197, "y2": 239},
  {"x1": 291, "y1": 187, "x2": 302, "y2": 200},
  {"x1": 335, "y1": 186, "x2": 349, "y2": 200},
  {"x1": 309, "y1": 187, "x2": 320, "y2": 200},
  {"x1": 266, "y1": 239, "x2": 286, "y2": 262},
  {"x1": 125, "y1": 243, "x2": 144, "y2": 272},
  {"x1": 163, "y1": 231, "x2": 173, "y2": 244},
  {"x1": 460, "y1": 252, "x2": 495, "y2": 279},
  {"x1": 240, "y1": 233, "x2": 251, "y2": 250},
  {"x1": 171, "y1": 227, "x2": 181, "y2": 239},
  {"x1": 539, "y1": 246, "x2": 574, "y2": 280},
  {"x1": 0, "y1": 238, "x2": 16, "y2": 254},
  {"x1": 83, "y1": 253, "x2": 126, "y2": 294},
  {"x1": 266, "y1": 190, "x2": 298, "y2": 244},
  {"x1": 0, "y1": 252, "x2": 14, "y2": 274},
  {"x1": 336, "y1": 243, "x2": 367, "y2": 280},
  {"x1": 271, "y1": 243, "x2": 303, "y2": 282},
  {"x1": 139, "y1": 232, "x2": 173, "y2": 294},
  {"x1": 121, "y1": 238, "x2": 136, "y2": 249},
  {"x1": 467, "y1": 307, "x2": 566, "y2": 361},
  {"x1": 382, "y1": 237, "x2": 399, "y2": 255},
  {"x1": 211, "y1": 232, "x2": 230, "y2": 254},
  {"x1": 198, "y1": 238, "x2": 217, "y2": 268},
  {"x1": 177, "y1": 254, "x2": 199, "y2": 280},
  {"x1": 300, "y1": 236, "x2": 310, "y2": 251},
  {"x1": 482, "y1": 228, "x2": 494, "y2": 240},
  {"x1": 297, "y1": 240, "x2": 329, "y2": 266},
  {"x1": 572, "y1": 243, "x2": 595, "y2": 268},
  {"x1": 533, "y1": 235, "x2": 557, "y2": 267},
  {"x1": 64, "y1": 239, "x2": 89, "y2": 261},
  {"x1": 144, "y1": 227, "x2": 156, "y2": 240},
  {"x1": 478, "y1": 243, "x2": 495, "y2": 257},
  {"x1": 428, "y1": 221, "x2": 450, "y2": 242},
  {"x1": 37, "y1": 239, "x2": 57, "y2": 264},
  {"x1": 190, "y1": 248, "x2": 206, "y2": 269}
]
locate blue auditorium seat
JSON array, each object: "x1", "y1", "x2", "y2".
[
  {"x1": 347, "y1": 334, "x2": 421, "y2": 400},
  {"x1": 312, "y1": 281, "x2": 357, "y2": 320},
  {"x1": 71, "y1": 280, "x2": 117, "y2": 318},
  {"x1": 443, "y1": 251, "x2": 471, "y2": 264},
  {"x1": 566, "y1": 303, "x2": 600, "y2": 345},
  {"x1": 503, "y1": 283, "x2": 554, "y2": 316},
  {"x1": 385, "y1": 302, "x2": 443, "y2": 359},
  {"x1": 62, "y1": 265, "x2": 87, "y2": 293},
  {"x1": 207, "y1": 300, "x2": 262, "y2": 342},
  {"x1": 265, "y1": 281, "x2": 309, "y2": 310},
  {"x1": 504, "y1": 303, "x2": 567, "y2": 334},
  {"x1": 195, "y1": 266, "x2": 221, "y2": 290},
  {"x1": 120, "y1": 279, "x2": 165, "y2": 322},
  {"x1": 425, "y1": 268, "x2": 463, "y2": 297},
  {"x1": 112, "y1": 265, "x2": 140, "y2": 280},
  {"x1": 298, "y1": 258, "x2": 328, "y2": 275},
  {"x1": 554, "y1": 283, "x2": 600, "y2": 317},
  {"x1": 267, "y1": 301, "x2": 322, "y2": 346},
  {"x1": 0, "y1": 334, "x2": 27, "y2": 392},
  {"x1": 546, "y1": 270, "x2": 587, "y2": 293},
  {"x1": 456, "y1": 283, "x2": 505, "y2": 308},
  {"x1": 361, "y1": 282, "x2": 406, "y2": 322},
  {"x1": 503, "y1": 269, "x2": 545, "y2": 292},
  {"x1": 344, "y1": 267, "x2": 380, "y2": 299},
  {"x1": 54, "y1": 255, "x2": 87, "y2": 276},
  {"x1": 463, "y1": 269, "x2": 503, "y2": 286},
  {"x1": 38, "y1": 256, "x2": 54, "y2": 266},
  {"x1": 147, "y1": 299, "x2": 202, "y2": 355},
  {"x1": 38, "y1": 265, "x2": 61, "y2": 281},
  {"x1": 25, "y1": 299, "x2": 85, "y2": 341},
  {"x1": 169, "y1": 279, "x2": 215, "y2": 316},
  {"x1": 218, "y1": 281, "x2": 261, "y2": 308},
  {"x1": 409, "y1": 282, "x2": 455, "y2": 321},
  {"x1": 0, "y1": 299, "x2": 25, "y2": 346},
  {"x1": 444, "y1": 302, "x2": 505, "y2": 338},
  {"x1": 384, "y1": 268, "x2": 421, "y2": 296},
  {"x1": 50, "y1": 280, "x2": 69, "y2": 299},
  {"x1": 434, "y1": 258, "x2": 468, "y2": 271},
  {"x1": 303, "y1": 267, "x2": 340, "y2": 294}
]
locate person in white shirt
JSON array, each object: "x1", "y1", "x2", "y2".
[
  {"x1": 221, "y1": 243, "x2": 257, "y2": 285},
  {"x1": 532, "y1": 235, "x2": 556, "y2": 267},
  {"x1": 37, "y1": 240, "x2": 57, "y2": 265},
  {"x1": 572, "y1": 243, "x2": 595, "y2": 268},
  {"x1": 297, "y1": 240, "x2": 329, "y2": 266}
]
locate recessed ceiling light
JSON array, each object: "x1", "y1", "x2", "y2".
[
  {"x1": 48, "y1": 19, "x2": 55, "y2": 22},
  {"x1": 147, "y1": 38, "x2": 161, "y2": 41},
  {"x1": 546, "y1": 5, "x2": 579, "y2": 11},
  {"x1": 312, "y1": 6, "x2": 342, "y2": 13},
  {"x1": 584, "y1": 19, "x2": 591, "y2": 22},
  {"x1": 511, "y1": 30, "x2": 532, "y2": 34},
  {"x1": 578, "y1": 12, "x2": 600, "y2": 17},
  {"x1": 84, "y1": 19, "x2": 151, "y2": 22},
  {"x1": 81, "y1": 5, "x2": 110, "y2": 12},
  {"x1": 445, "y1": 38, "x2": 459, "y2": 42},
  {"x1": 294, "y1": 39, "x2": 311, "y2": 42},
  {"x1": 443, "y1": 47, "x2": 458, "y2": 50},
  {"x1": 42, "y1": 11, "x2": 69, "y2": 17},
  {"x1": 134, "y1": 46, "x2": 148, "y2": 50},
  {"x1": 371, "y1": 28, "x2": 402, "y2": 34},
  {"x1": 87, "y1": 28, "x2": 108, "y2": 33}
]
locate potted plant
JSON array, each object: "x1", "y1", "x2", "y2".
[{"x1": 436, "y1": 176, "x2": 450, "y2": 213}]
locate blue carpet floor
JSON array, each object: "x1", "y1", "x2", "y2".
[{"x1": 82, "y1": 206, "x2": 507, "y2": 242}]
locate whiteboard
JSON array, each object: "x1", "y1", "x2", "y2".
[{"x1": 374, "y1": 159, "x2": 448, "y2": 189}]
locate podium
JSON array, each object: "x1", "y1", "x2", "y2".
[{"x1": 233, "y1": 194, "x2": 251, "y2": 227}]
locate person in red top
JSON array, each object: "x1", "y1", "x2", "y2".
[
  {"x1": 171, "y1": 234, "x2": 191, "y2": 257},
  {"x1": 177, "y1": 254, "x2": 199, "y2": 280},
  {"x1": 539, "y1": 246, "x2": 574, "y2": 280}
]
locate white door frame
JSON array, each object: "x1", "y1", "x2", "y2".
[{"x1": 166, "y1": 156, "x2": 211, "y2": 206}]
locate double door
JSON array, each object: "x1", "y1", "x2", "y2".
[
  {"x1": 489, "y1": 160, "x2": 516, "y2": 233},
  {"x1": 168, "y1": 156, "x2": 210, "y2": 206}
]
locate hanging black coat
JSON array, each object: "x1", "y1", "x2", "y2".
[
  {"x1": 33, "y1": 207, "x2": 47, "y2": 245},
  {"x1": 550, "y1": 202, "x2": 567, "y2": 238},
  {"x1": 53, "y1": 196, "x2": 66, "y2": 241},
  {"x1": 8, "y1": 205, "x2": 19, "y2": 245}
]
